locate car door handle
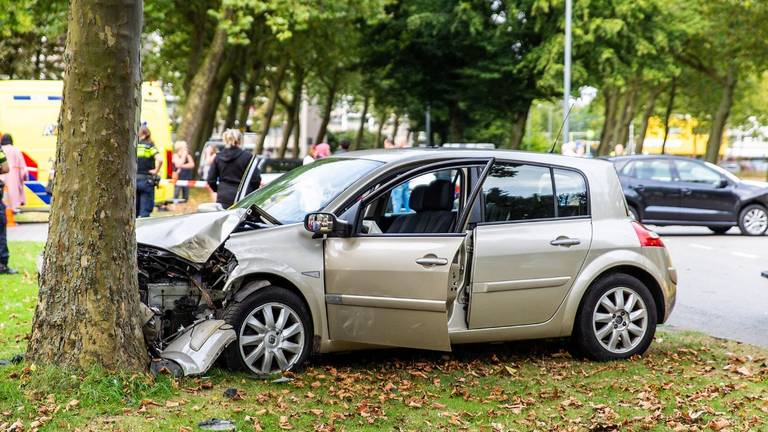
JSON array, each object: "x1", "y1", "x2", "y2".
[
  {"x1": 550, "y1": 237, "x2": 581, "y2": 247},
  {"x1": 634, "y1": 184, "x2": 645, "y2": 191},
  {"x1": 681, "y1": 188, "x2": 692, "y2": 196},
  {"x1": 415, "y1": 255, "x2": 449, "y2": 266}
]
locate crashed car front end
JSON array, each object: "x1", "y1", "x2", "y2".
[{"x1": 135, "y1": 210, "x2": 251, "y2": 376}]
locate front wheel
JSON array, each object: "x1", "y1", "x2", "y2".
[
  {"x1": 223, "y1": 285, "x2": 313, "y2": 374},
  {"x1": 738, "y1": 204, "x2": 768, "y2": 236},
  {"x1": 570, "y1": 274, "x2": 657, "y2": 361}
]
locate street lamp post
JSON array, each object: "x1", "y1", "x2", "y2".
[{"x1": 563, "y1": 0, "x2": 572, "y2": 148}]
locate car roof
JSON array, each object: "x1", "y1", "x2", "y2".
[
  {"x1": 606, "y1": 154, "x2": 704, "y2": 162},
  {"x1": 336, "y1": 147, "x2": 613, "y2": 171}
]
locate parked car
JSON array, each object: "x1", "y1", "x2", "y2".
[
  {"x1": 135, "y1": 149, "x2": 676, "y2": 376},
  {"x1": 609, "y1": 155, "x2": 768, "y2": 236}
]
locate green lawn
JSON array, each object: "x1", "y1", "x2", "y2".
[{"x1": 1, "y1": 241, "x2": 767, "y2": 431}]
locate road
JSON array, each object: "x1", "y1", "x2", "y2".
[
  {"x1": 654, "y1": 226, "x2": 768, "y2": 348},
  {"x1": 7, "y1": 223, "x2": 768, "y2": 347}
]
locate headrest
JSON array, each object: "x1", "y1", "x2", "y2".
[
  {"x1": 422, "y1": 179, "x2": 454, "y2": 211},
  {"x1": 408, "y1": 185, "x2": 428, "y2": 212}
]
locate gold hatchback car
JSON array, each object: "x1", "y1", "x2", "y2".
[{"x1": 135, "y1": 149, "x2": 677, "y2": 376}]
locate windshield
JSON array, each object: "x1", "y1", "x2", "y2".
[{"x1": 234, "y1": 157, "x2": 382, "y2": 223}]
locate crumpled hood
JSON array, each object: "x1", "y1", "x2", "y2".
[{"x1": 136, "y1": 209, "x2": 247, "y2": 263}]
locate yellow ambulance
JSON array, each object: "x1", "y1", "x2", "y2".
[{"x1": 0, "y1": 80, "x2": 175, "y2": 211}]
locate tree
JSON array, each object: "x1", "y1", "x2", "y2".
[{"x1": 27, "y1": 0, "x2": 147, "y2": 370}]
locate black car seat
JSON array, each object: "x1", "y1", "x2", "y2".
[{"x1": 387, "y1": 179, "x2": 455, "y2": 233}]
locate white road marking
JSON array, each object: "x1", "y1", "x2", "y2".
[
  {"x1": 731, "y1": 251, "x2": 760, "y2": 259},
  {"x1": 689, "y1": 243, "x2": 714, "y2": 250}
]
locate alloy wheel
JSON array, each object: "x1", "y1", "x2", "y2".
[
  {"x1": 238, "y1": 302, "x2": 305, "y2": 374},
  {"x1": 592, "y1": 287, "x2": 648, "y2": 354},
  {"x1": 742, "y1": 208, "x2": 767, "y2": 235}
]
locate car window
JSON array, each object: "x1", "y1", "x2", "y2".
[
  {"x1": 481, "y1": 163, "x2": 555, "y2": 222},
  {"x1": 554, "y1": 169, "x2": 588, "y2": 217},
  {"x1": 675, "y1": 160, "x2": 722, "y2": 185},
  {"x1": 360, "y1": 167, "x2": 464, "y2": 234},
  {"x1": 234, "y1": 157, "x2": 382, "y2": 224},
  {"x1": 631, "y1": 160, "x2": 673, "y2": 182}
]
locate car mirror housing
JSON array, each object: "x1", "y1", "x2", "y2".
[
  {"x1": 717, "y1": 178, "x2": 728, "y2": 188},
  {"x1": 304, "y1": 212, "x2": 350, "y2": 237}
]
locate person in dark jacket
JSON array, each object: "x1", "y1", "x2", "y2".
[{"x1": 207, "y1": 129, "x2": 261, "y2": 208}]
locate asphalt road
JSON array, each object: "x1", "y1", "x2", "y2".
[
  {"x1": 654, "y1": 226, "x2": 768, "y2": 348},
  {"x1": 8, "y1": 223, "x2": 768, "y2": 347}
]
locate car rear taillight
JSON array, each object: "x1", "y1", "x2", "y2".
[{"x1": 632, "y1": 221, "x2": 664, "y2": 248}]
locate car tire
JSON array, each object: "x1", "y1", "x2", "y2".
[
  {"x1": 708, "y1": 226, "x2": 731, "y2": 235},
  {"x1": 570, "y1": 274, "x2": 657, "y2": 361},
  {"x1": 223, "y1": 285, "x2": 313, "y2": 374},
  {"x1": 628, "y1": 205, "x2": 640, "y2": 222},
  {"x1": 738, "y1": 204, "x2": 768, "y2": 236}
]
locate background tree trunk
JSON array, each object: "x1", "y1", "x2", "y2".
[
  {"x1": 705, "y1": 67, "x2": 737, "y2": 163},
  {"x1": 176, "y1": 11, "x2": 231, "y2": 157},
  {"x1": 661, "y1": 79, "x2": 677, "y2": 155},
  {"x1": 27, "y1": 0, "x2": 148, "y2": 371},
  {"x1": 254, "y1": 58, "x2": 288, "y2": 155},
  {"x1": 374, "y1": 113, "x2": 385, "y2": 148},
  {"x1": 508, "y1": 105, "x2": 530, "y2": 150},
  {"x1": 291, "y1": 98, "x2": 301, "y2": 158},
  {"x1": 352, "y1": 95, "x2": 369, "y2": 150},
  {"x1": 224, "y1": 71, "x2": 241, "y2": 128},
  {"x1": 636, "y1": 87, "x2": 662, "y2": 154},
  {"x1": 238, "y1": 71, "x2": 259, "y2": 130},
  {"x1": 598, "y1": 89, "x2": 619, "y2": 155},
  {"x1": 314, "y1": 76, "x2": 339, "y2": 145},
  {"x1": 277, "y1": 67, "x2": 303, "y2": 159}
]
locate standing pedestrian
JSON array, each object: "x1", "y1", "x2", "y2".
[
  {"x1": 314, "y1": 143, "x2": 331, "y2": 160},
  {"x1": 0, "y1": 145, "x2": 16, "y2": 274},
  {"x1": 335, "y1": 139, "x2": 351, "y2": 154},
  {"x1": 135, "y1": 126, "x2": 163, "y2": 218},
  {"x1": 303, "y1": 144, "x2": 317, "y2": 165},
  {"x1": 0, "y1": 134, "x2": 28, "y2": 212},
  {"x1": 171, "y1": 140, "x2": 195, "y2": 203},
  {"x1": 207, "y1": 129, "x2": 260, "y2": 208}
]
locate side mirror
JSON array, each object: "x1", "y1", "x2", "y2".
[
  {"x1": 717, "y1": 178, "x2": 729, "y2": 188},
  {"x1": 304, "y1": 212, "x2": 350, "y2": 237},
  {"x1": 197, "y1": 202, "x2": 225, "y2": 213}
]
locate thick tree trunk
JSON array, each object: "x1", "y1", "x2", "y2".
[
  {"x1": 392, "y1": 114, "x2": 401, "y2": 140},
  {"x1": 292, "y1": 98, "x2": 301, "y2": 158},
  {"x1": 508, "y1": 105, "x2": 531, "y2": 150},
  {"x1": 199, "y1": 47, "x2": 240, "y2": 154},
  {"x1": 255, "y1": 58, "x2": 288, "y2": 155},
  {"x1": 238, "y1": 75, "x2": 258, "y2": 130},
  {"x1": 636, "y1": 87, "x2": 662, "y2": 154},
  {"x1": 224, "y1": 72, "x2": 241, "y2": 128},
  {"x1": 616, "y1": 88, "x2": 637, "y2": 149},
  {"x1": 447, "y1": 103, "x2": 463, "y2": 142},
  {"x1": 314, "y1": 76, "x2": 339, "y2": 145},
  {"x1": 705, "y1": 67, "x2": 737, "y2": 163},
  {"x1": 27, "y1": 0, "x2": 148, "y2": 371},
  {"x1": 661, "y1": 80, "x2": 677, "y2": 155},
  {"x1": 352, "y1": 95, "x2": 369, "y2": 151},
  {"x1": 277, "y1": 67, "x2": 303, "y2": 159},
  {"x1": 176, "y1": 11, "x2": 231, "y2": 157}
]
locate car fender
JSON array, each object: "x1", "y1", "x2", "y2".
[
  {"x1": 557, "y1": 248, "x2": 666, "y2": 335},
  {"x1": 223, "y1": 257, "x2": 326, "y2": 343}
]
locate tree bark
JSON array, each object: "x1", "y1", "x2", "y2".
[
  {"x1": 224, "y1": 72, "x2": 242, "y2": 128},
  {"x1": 374, "y1": 113, "x2": 385, "y2": 148},
  {"x1": 277, "y1": 67, "x2": 303, "y2": 159},
  {"x1": 598, "y1": 89, "x2": 619, "y2": 156},
  {"x1": 705, "y1": 67, "x2": 737, "y2": 163},
  {"x1": 508, "y1": 105, "x2": 531, "y2": 150},
  {"x1": 447, "y1": 102, "x2": 463, "y2": 142},
  {"x1": 176, "y1": 10, "x2": 231, "y2": 157},
  {"x1": 392, "y1": 114, "x2": 401, "y2": 141},
  {"x1": 661, "y1": 79, "x2": 677, "y2": 155},
  {"x1": 292, "y1": 96, "x2": 301, "y2": 158},
  {"x1": 238, "y1": 73, "x2": 258, "y2": 131},
  {"x1": 254, "y1": 58, "x2": 288, "y2": 156},
  {"x1": 636, "y1": 87, "x2": 662, "y2": 154},
  {"x1": 314, "y1": 75, "x2": 339, "y2": 145},
  {"x1": 615, "y1": 88, "x2": 637, "y2": 149},
  {"x1": 27, "y1": 0, "x2": 148, "y2": 371},
  {"x1": 352, "y1": 95, "x2": 369, "y2": 151}
]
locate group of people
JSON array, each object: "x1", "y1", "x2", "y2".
[
  {"x1": 0, "y1": 133, "x2": 27, "y2": 275},
  {"x1": 135, "y1": 127, "x2": 261, "y2": 217}
]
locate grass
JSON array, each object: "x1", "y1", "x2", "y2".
[{"x1": 1, "y1": 241, "x2": 767, "y2": 431}]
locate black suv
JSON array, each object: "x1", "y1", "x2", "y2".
[{"x1": 608, "y1": 155, "x2": 768, "y2": 235}]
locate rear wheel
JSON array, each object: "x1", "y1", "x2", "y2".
[
  {"x1": 223, "y1": 285, "x2": 313, "y2": 374},
  {"x1": 571, "y1": 274, "x2": 657, "y2": 361},
  {"x1": 708, "y1": 226, "x2": 731, "y2": 235}
]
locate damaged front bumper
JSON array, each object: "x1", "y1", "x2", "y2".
[{"x1": 149, "y1": 318, "x2": 237, "y2": 376}]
